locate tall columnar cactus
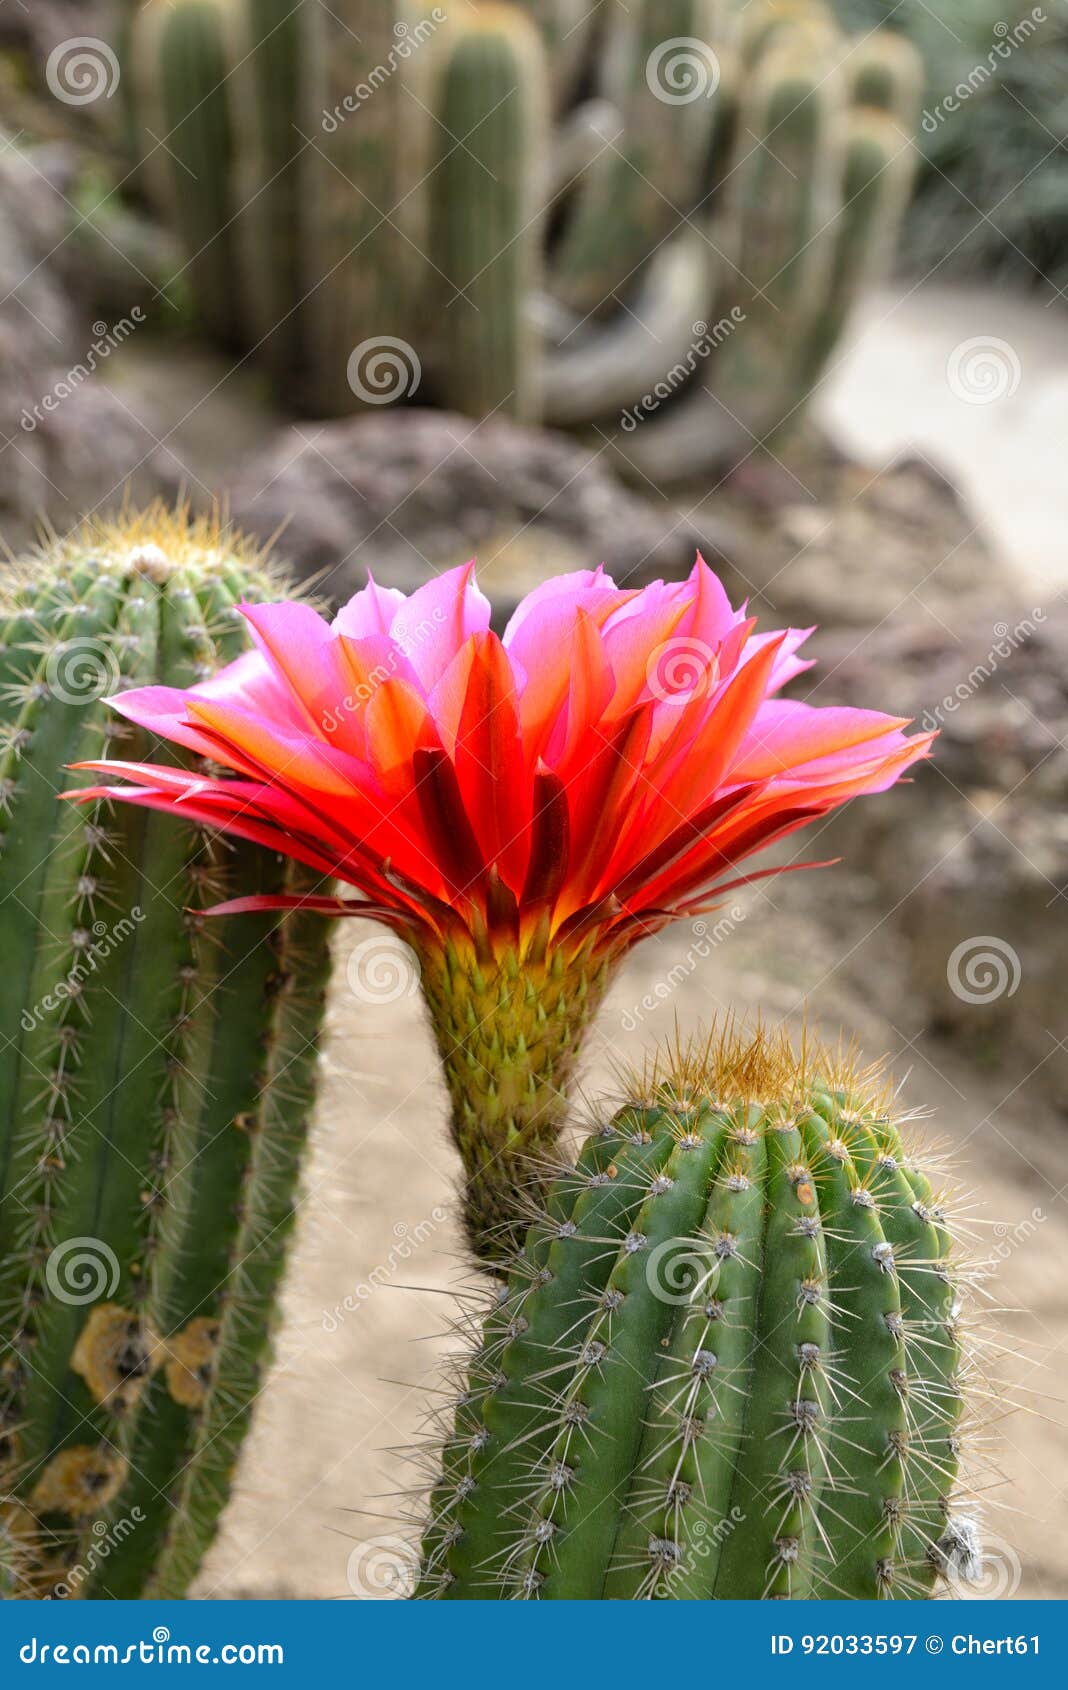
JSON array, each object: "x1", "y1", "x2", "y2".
[
  {"x1": 418, "y1": 1029, "x2": 970, "y2": 1598},
  {"x1": 0, "y1": 510, "x2": 333, "y2": 1599},
  {"x1": 120, "y1": 0, "x2": 921, "y2": 470},
  {"x1": 550, "y1": 0, "x2": 723, "y2": 315},
  {"x1": 428, "y1": 8, "x2": 550, "y2": 421},
  {"x1": 127, "y1": 0, "x2": 242, "y2": 349}
]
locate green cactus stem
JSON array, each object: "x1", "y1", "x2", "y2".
[
  {"x1": 127, "y1": 0, "x2": 242, "y2": 348},
  {"x1": 418, "y1": 1025, "x2": 969, "y2": 1599},
  {"x1": 0, "y1": 509, "x2": 333, "y2": 1599},
  {"x1": 429, "y1": 8, "x2": 550, "y2": 422},
  {"x1": 551, "y1": 0, "x2": 722, "y2": 314}
]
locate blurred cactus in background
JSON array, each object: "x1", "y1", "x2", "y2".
[
  {"x1": 120, "y1": 0, "x2": 921, "y2": 475},
  {"x1": 0, "y1": 510, "x2": 333, "y2": 1598}
]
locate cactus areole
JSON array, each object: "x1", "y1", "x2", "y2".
[
  {"x1": 419, "y1": 1029, "x2": 967, "y2": 1600},
  {"x1": 70, "y1": 559, "x2": 933, "y2": 1259},
  {"x1": 0, "y1": 511, "x2": 332, "y2": 1598}
]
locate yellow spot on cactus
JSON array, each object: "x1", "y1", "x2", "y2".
[
  {"x1": 164, "y1": 1316, "x2": 221, "y2": 1409},
  {"x1": 31, "y1": 1446, "x2": 127, "y2": 1518},
  {"x1": 71, "y1": 1304, "x2": 162, "y2": 1412}
]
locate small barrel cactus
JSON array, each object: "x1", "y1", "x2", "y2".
[
  {"x1": 0, "y1": 510, "x2": 333, "y2": 1599},
  {"x1": 418, "y1": 1027, "x2": 969, "y2": 1599}
]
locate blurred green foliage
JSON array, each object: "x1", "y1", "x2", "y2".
[{"x1": 833, "y1": 0, "x2": 1068, "y2": 293}]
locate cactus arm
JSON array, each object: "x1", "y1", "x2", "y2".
[
  {"x1": 542, "y1": 229, "x2": 713, "y2": 425},
  {"x1": 130, "y1": 0, "x2": 242, "y2": 348},
  {"x1": 430, "y1": 10, "x2": 550, "y2": 422},
  {"x1": 551, "y1": 0, "x2": 722, "y2": 314},
  {"x1": 304, "y1": 3, "x2": 409, "y2": 415},
  {"x1": 226, "y1": 0, "x2": 316, "y2": 385}
]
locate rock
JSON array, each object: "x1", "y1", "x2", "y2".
[
  {"x1": 800, "y1": 607, "x2": 1068, "y2": 1111},
  {"x1": 0, "y1": 135, "x2": 169, "y2": 551},
  {"x1": 228, "y1": 409, "x2": 738, "y2": 612}
]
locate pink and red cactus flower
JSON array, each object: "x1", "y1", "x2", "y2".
[{"x1": 68, "y1": 557, "x2": 932, "y2": 1257}]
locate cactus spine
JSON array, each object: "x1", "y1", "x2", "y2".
[
  {"x1": 419, "y1": 1029, "x2": 968, "y2": 1599},
  {"x1": 0, "y1": 510, "x2": 333, "y2": 1599}
]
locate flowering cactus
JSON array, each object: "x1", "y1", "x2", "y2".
[{"x1": 70, "y1": 559, "x2": 933, "y2": 1260}]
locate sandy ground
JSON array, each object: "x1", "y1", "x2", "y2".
[
  {"x1": 196, "y1": 868, "x2": 1068, "y2": 1601},
  {"x1": 818, "y1": 282, "x2": 1068, "y2": 599}
]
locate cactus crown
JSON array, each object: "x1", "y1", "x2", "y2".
[{"x1": 417, "y1": 1022, "x2": 973, "y2": 1600}]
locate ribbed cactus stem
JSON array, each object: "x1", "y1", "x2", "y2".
[
  {"x1": 551, "y1": 0, "x2": 722, "y2": 313},
  {"x1": 128, "y1": 0, "x2": 241, "y2": 347},
  {"x1": 430, "y1": 8, "x2": 550, "y2": 422},
  {"x1": 0, "y1": 510, "x2": 333, "y2": 1600},
  {"x1": 305, "y1": 0, "x2": 410, "y2": 415},
  {"x1": 418, "y1": 1027, "x2": 969, "y2": 1599},
  {"x1": 228, "y1": 0, "x2": 316, "y2": 385}
]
